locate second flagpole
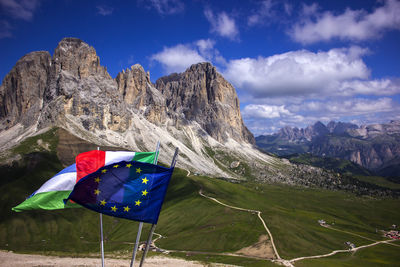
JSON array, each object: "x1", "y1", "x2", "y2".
[{"x1": 130, "y1": 141, "x2": 160, "y2": 267}]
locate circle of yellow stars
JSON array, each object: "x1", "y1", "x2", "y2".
[{"x1": 93, "y1": 163, "x2": 151, "y2": 213}]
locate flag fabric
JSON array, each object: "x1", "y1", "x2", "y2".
[
  {"x1": 65, "y1": 160, "x2": 174, "y2": 224},
  {"x1": 12, "y1": 151, "x2": 157, "y2": 212}
]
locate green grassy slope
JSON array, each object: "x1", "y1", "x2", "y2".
[{"x1": 0, "y1": 128, "x2": 399, "y2": 266}]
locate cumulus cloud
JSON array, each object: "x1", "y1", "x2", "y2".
[
  {"x1": 96, "y1": 5, "x2": 113, "y2": 16},
  {"x1": 242, "y1": 104, "x2": 293, "y2": 119},
  {"x1": 290, "y1": 0, "x2": 400, "y2": 44},
  {"x1": 143, "y1": 0, "x2": 184, "y2": 15},
  {"x1": 151, "y1": 44, "x2": 206, "y2": 73},
  {"x1": 300, "y1": 97, "x2": 396, "y2": 117},
  {"x1": 151, "y1": 39, "x2": 224, "y2": 73},
  {"x1": 204, "y1": 8, "x2": 239, "y2": 40},
  {"x1": 223, "y1": 46, "x2": 376, "y2": 98},
  {"x1": 0, "y1": 0, "x2": 41, "y2": 20}
]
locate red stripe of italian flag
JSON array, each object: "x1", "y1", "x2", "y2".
[{"x1": 76, "y1": 151, "x2": 157, "y2": 181}]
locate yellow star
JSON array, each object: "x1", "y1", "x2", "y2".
[
  {"x1": 142, "y1": 177, "x2": 148, "y2": 184},
  {"x1": 101, "y1": 169, "x2": 107, "y2": 173},
  {"x1": 123, "y1": 206, "x2": 131, "y2": 212},
  {"x1": 94, "y1": 189, "x2": 101, "y2": 195},
  {"x1": 126, "y1": 163, "x2": 132, "y2": 168},
  {"x1": 136, "y1": 168, "x2": 142, "y2": 173},
  {"x1": 100, "y1": 200, "x2": 107, "y2": 206},
  {"x1": 94, "y1": 177, "x2": 101, "y2": 183},
  {"x1": 111, "y1": 206, "x2": 117, "y2": 212},
  {"x1": 142, "y1": 190, "x2": 148, "y2": 196},
  {"x1": 113, "y1": 164, "x2": 119, "y2": 168},
  {"x1": 135, "y1": 200, "x2": 141, "y2": 206}
]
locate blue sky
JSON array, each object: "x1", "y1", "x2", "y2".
[{"x1": 1, "y1": 0, "x2": 400, "y2": 135}]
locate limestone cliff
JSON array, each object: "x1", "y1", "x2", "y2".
[
  {"x1": 116, "y1": 64, "x2": 166, "y2": 123},
  {"x1": 156, "y1": 63, "x2": 255, "y2": 144},
  {"x1": 0, "y1": 51, "x2": 51, "y2": 130}
]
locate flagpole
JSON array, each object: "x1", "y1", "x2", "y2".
[
  {"x1": 139, "y1": 147, "x2": 179, "y2": 267},
  {"x1": 130, "y1": 141, "x2": 160, "y2": 267},
  {"x1": 97, "y1": 147, "x2": 105, "y2": 267}
]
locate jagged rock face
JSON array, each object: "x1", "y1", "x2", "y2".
[
  {"x1": 42, "y1": 38, "x2": 129, "y2": 132},
  {"x1": 155, "y1": 63, "x2": 255, "y2": 144},
  {"x1": 52, "y1": 37, "x2": 110, "y2": 79},
  {"x1": 116, "y1": 64, "x2": 167, "y2": 123},
  {"x1": 327, "y1": 121, "x2": 358, "y2": 135},
  {"x1": 1, "y1": 38, "x2": 256, "y2": 150},
  {"x1": 0, "y1": 51, "x2": 51, "y2": 130}
]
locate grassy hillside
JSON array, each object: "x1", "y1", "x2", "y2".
[{"x1": 0, "y1": 128, "x2": 399, "y2": 266}]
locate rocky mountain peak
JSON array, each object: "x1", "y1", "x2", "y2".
[
  {"x1": 155, "y1": 62, "x2": 255, "y2": 144},
  {"x1": 0, "y1": 51, "x2": 51, "y2": 130},
  {"x1": 115, "y1": 64, "x2": 166, "y2": 123},
  {"x1": 311, "y1": 121, "x2": 329, "y2": 136},
  {"x1": 52, "y1": 37, "x2": 110, "y2": 79},
  {"x1": 327, "y1": 121, "x2": 358, "y2": 134}
]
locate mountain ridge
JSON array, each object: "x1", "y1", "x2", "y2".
[
  {"x1": 256, "y1": 120, "x2": 400, "y2": 177},
  {"x1": 3, "y1": 37, "x2": 395, "y2": 193},
  {"x1": 0, "y1": 37, "x2": 273, "y2": 181}
]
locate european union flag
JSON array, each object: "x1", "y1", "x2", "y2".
[{"x1": 65, "y1": 160, "x2": 174, "y2": 224}]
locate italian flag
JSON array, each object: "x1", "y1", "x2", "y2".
[{"x1": 12, "y1": 151, "x2": 158, "y2": 212}]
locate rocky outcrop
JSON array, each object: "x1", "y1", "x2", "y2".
[
  {"x1": 116, "y1": 64, "x2": 167, "y2": 123},
  {"x1": 156, "y1": 63, "x2": 255, "y2": 144},
  {"x1": 52, "y1": 37, "x2": 110, "y2": 79},
  {"x1": 37, "y1": 37, "x2": 129, "y2": 133},
  {"x1": 0, "y1": 51, "x2": 51, "y2": 130}
]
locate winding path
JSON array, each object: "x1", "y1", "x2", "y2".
[
  {"x1": 155, "y1": 171, "x2": 400, "y2": 266},
  {"x1": 198, "y1": 189, "x2": 281, "y2": 260},
  {"x1": 289, "y1": 239, "x2": 399, "y2": 263}
]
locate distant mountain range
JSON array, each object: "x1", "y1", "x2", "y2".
[{"x1": 256, "y1": 120, "x2": 400, "y2": 178}]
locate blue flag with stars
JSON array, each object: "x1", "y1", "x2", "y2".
[{"x1": 65, "y1": 160, "x2": 174, "y2": 224}]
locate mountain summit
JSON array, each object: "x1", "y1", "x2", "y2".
[{"x1": 0, "y1": 38, "x2": 265, "y2": 179}]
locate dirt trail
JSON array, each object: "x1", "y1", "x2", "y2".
[{"x1": 0, "y1": 250, "x2": 205, "y2": 267}]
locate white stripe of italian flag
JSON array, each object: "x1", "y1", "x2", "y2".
[{"x1": 12, "y1": 151, "x2": 157, "y2": 212}]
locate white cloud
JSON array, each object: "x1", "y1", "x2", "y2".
[
  {"x1": 204, "y1": 9, "x2": 239, "y2": 40},
  {"x1": 301, "y1": 97, "x2": 396, "y2": 116},
  {"x1": 151, "y1": 40, "x2": 225, "y2": 74},
  {"x1": 290, "y1": 0, "x2": 400, "y2": 44},
  {"x1": 242, "y1": 104, "x2": 292, "y2": 119},
  {"x1": 151, "y1": 44, "x2": 206, "y2": 73},
  {"x1": 195, "y1": 39, "x2": 215, "y2": 59},
  {"x1": 338, "y1": 79, "x2": 400, "y2": 96},
  {"x1": 145, "y1": 0, "x2": 184, "y2": 15},
  {"x1": 223, "y1": 46, "x2": 374, "y2": 98},
  {"x1": 0, "y1": 0, "x2": 41, "y2": 21},
  {"x1": 96, "y1": 5, "x2": 113, "y2": 16}
]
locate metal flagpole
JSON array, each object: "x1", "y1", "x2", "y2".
[
  {"x1": 130, "y1": 141, "x2": 160, "y2": 267},
  {"x1": 97, "y1": 147, "x2": 105, "y2": 267},
  {"x1": 139, "y1": 147, "x2": 179, "y2": 267},
  {"x1": 100, "y1": 213, "x2": 105, "y2": 267}
]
